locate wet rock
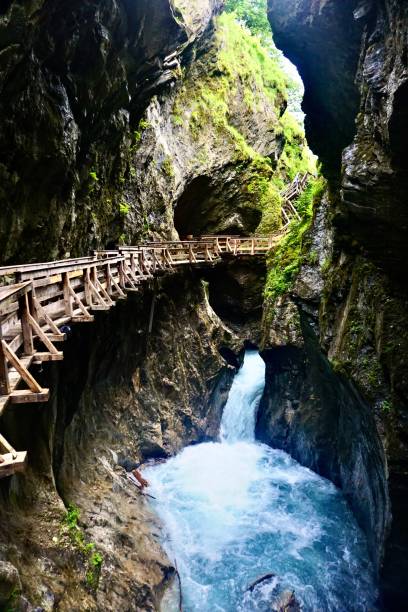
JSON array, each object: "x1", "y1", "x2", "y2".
[
  {"x1": 0, "y1": 560, "x2": 21, "y2": 606},
  {"x1": 273, "y1": 590, "x2": 301, "y2": 612},
  {"x1": 0, "y1": 0, "x2": 222, "y2": 262},
  {"x1": 266, "y1": 0, "x2": 408, "y2": 604}
]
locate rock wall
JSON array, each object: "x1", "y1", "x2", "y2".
[
  {"x1": 0, "y1": 0, "x2": 222, "y2": 263},
  {"x1": 265, "y1": 0, "x2": 408, "y2": 606},
  {"x1": 0, "y1": 270, "x2": 238, "y2": 610}
]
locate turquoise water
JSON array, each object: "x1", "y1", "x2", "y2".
[{"x1": 144, "y1": 351, "x2": 378, "y2": 611}]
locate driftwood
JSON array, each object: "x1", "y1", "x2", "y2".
[
  {"x1": 245, "y1": 572, "x2": 276, "y2": 593},
  {"x1": 98, "y1": 457, "x2": 156, "y2": 500},
  {"x1": 126, "y1": 472, "x2": 157, "y2": 499}
]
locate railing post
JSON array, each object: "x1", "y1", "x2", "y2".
[
  {"x1": 62, "y1": 272, "x2": 73, "y2": 317},
  {"x1": 84, "y1": 268, "x2": 92, "y2": 306},
  {"x1": 251, "y1": 240, "x2": 254, "y2": 255},
  {"x1": 19, "y1": 291, "x2": 34, "y2": 356},
  {"x1": 106, "y1": 263, "x2": 112, "y2": 296},
  {"x1": 0, "y1": 326, "x2": 10, "y2": 396}
]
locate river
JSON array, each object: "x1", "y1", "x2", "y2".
[{"x1": 144, "y1": 351, "x2": 377, "y2": 611}]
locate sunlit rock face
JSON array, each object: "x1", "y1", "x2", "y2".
[
  {"x1": 266, "y1": 0, "x2": 408, "y2": 606},
  {"x1": 0, "y1": 0, "x2": 222, "y2": 262}
]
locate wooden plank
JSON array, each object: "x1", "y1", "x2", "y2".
[
  {"x1": 0, "y1": 451, "x2": 27, "y2": 478},
  {"x1": 32, "y1": 352, "x2": 64, "y2": 363},
  {"x1": 0, "y1": 282, "x2": 32, "y2": 315},
  {"x1": 9, "y1": 389, "x2": 50, "y2": 403},
  {"x1": 71, "y1": 314, "x2": 95, "y2": 323}
]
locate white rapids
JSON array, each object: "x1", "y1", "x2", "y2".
[{"x1": 144, "y1": 351, "x2": 378, "y2": 611}]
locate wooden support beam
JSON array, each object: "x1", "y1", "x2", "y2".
[
  {"x1": 94, "y1": 274, "x2": 115, "y2": 307},
  {"x1": 28, "y1": 313, "x2": 61, "y2": 356},
  {"x1": 0, "y1": 433, "x2": 16, "y2": 456},
  {"x1": 105, "y1": 264, "x2": 112, "y2": 296},
  {"x1": 33, "y1": 296, "x2": 65, "y2": 338},
  {"x1": 91, "y1": 267, "x2": 113, "y2": 307},
  {"x1": 1, "y1": 340, "x2": 44, "y2": 394},
  {"x1": 109, "y1": 269, "x2": 126, "y2": 299},
  {"x1": 67, "y1": 280, "x2": 93, "y2": 320},
  {"x1": 18, "y1": 292, "x2": 34, "y2": 356},
  {"x1": 32, "y1": 352, "x2": 64, "y2": 363}
]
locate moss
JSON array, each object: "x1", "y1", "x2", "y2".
[
  {"x1": 264, "y1": 177, "x2": 325, "y2": 301},
  {"x1": 162, "y1": 156, "x2": 175, "y2": 178},
  {"x1": 62, "y1": 503, "x2": 103, "y2": 590},
  {"x1": 176, "y1": 13, "x2": 288, "y2": 157},
  {"x1": 119, "y1": 202, "x2": 130, "y2": 216},
  {"x1": 274, "y1": 112, "x2": 317, "y2": 186},
  {"x1": 88, "y1": 171, "x2": 99, "y2": 182},
  {"x1": 171, "y1": 113, "x2": 184, "y2": 126}
]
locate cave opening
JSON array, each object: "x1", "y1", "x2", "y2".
[{"x1": 174, "y1": 173, "x2": 261, "y2": 238}]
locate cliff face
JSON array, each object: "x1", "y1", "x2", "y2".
[
  {"x1": 0, "y1": 272, "x2": 237, "y2": 610},
  {"x1": 0, "y1": 3, "x2": 293, "y2": 608},
  {"x1": 264, "y1": 0, "x2": 408, "y2": 605},
  {"x1": 0, "y1": 0, "x2": 221, "y2": 262},
  {"x1": 128, "y1": 12, "x2": 288, "y2": 241}
]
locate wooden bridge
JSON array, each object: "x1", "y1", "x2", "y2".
[
  {"x1": 0, "y1": 173, "x2": 310, "y2": 478},
  {"x1": 0, "y1": 235, "x2": 280, "y2": 477}
]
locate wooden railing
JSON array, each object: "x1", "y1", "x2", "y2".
[
  {"x1": 0, "y1": 234, "x2": 277, "y2": 477},
  {"x1": 281, "y1": 172, "x2": 310, "y2": 228}
]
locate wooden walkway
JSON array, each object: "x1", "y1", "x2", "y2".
[
  {"x1": 0, "y1": 174, "x2": 310, "y2": 478},
  {"x1": 0, "y1": 236, "x2": 280, "y2": 476}
]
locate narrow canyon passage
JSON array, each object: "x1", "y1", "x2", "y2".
[{"x1": 145, "y1": 352, "x2": 377, "y2": 611}]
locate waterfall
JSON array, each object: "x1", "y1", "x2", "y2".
[
  {"x1": 220, "y1": 350, "x2": 265, "y2": 442},
  {"x1": 144, "y1": 351, "x2": 378, "y2": 612}
]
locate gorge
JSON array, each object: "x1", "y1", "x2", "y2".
[{"x1": 0, "y1": 0, "x2": 407, "y2": 611}]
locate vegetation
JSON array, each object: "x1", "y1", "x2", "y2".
[
  {"x1": 63, "y1": 503, "x2": 103, "y2": 590},
  {"x1": 119, "y1": 201, "x2": 130, "y2": 216},
  {"x1": 89, "y1": 171, "x2": 99, "y2": 182},
  {"x1": 264, "y1": 177, "x2": 325, "y2": 301},
  {"x1": 224, "y1": 0, "x2": 277, "y2": 53},
  {"x1": 162, "y1": 156, "x2": 175, "y2": 178}
]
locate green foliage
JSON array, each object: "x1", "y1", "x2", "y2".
[
  {"x1": 63, "y1": 504, "x2": 103, "y2": 591},
  {"x1": 119, "y1": 202, "x2": 130, "y2": 216},
  {"x1": 86, "y1": 551, "x2": 103, "y2": 589},
  {"x1": 275, "y1": 112, "x2": 317, "y2": 184},
  {"x1": 224, "y1": 0, "x2": 276, "y2": 53},
  {"x1": 264, "y1": 177, "x2": 325, "y2": 301},
  {"x1": 138, "y1": 119, "x2": 151, "y2": 130},
  {"x1": 380, "y1": 399, "x2": 393, "y2": 414},
  {"x1": 89, "y1": 171, "x2": 99, "y2": 182},
  {"x1": 133, "y1": 130, "x2": 141, "y2": 143},
  {"x1": 131, "y1": 119, "x2": 152, "y2": 149},
  {"x1": 177, "y1": 12, "x2": 289, "y2": 155},
  {"x1": 162, "y1": 156, "x2": 175, "y2": 178},
  {"x1": 171, "y1": 113, "x2": 184, "y2": 126}
]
